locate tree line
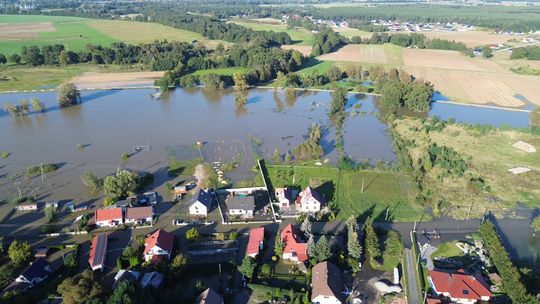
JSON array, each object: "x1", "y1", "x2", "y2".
[
  {"x1": 510, "y1": 46, "x2": 540, "y2": 61},
  {"x1": 311, "y1": 28, "x2": 347, "y2": 56}
]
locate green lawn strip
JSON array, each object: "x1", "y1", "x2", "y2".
[
  {"x1": 191, "y1": 67, "x2": 249, "y2": 76},
  {"x1": 247, "y1": 283, "x2": 304, "y2": 303},
  {"x1": 167, "y1": 157, "x2": 202, "y2": 177},
  {"x1": 431, "y1": 242, "x2": 463, "y2": 259}
]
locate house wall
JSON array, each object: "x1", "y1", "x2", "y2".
[
  {"x1": 312, "y1": 295, "x2": 341, "y2": 304},
  {"x1": 144, "y1": 245, "x2": 170, "y2": 261},
  {"x1": 95, "y1": 219, "x2": 121, "y2": 227},
  {"x1": 229, "y1": 209, "x2": 253, "y2": 216},
  {"x1": 299, "y1": 197, "x2": 320, "y2": 212},
  {"x1": 189, "y1": 202, "x2": 208, "y2": 215},
  {"x1": 125, "y1": 216, "x2": 152, "y2": 224}
]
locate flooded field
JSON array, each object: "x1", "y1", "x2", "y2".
[{"x1": 0, "y1": 87, "x2": 532, "y2": 206}]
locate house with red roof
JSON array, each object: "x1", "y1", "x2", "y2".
[
  {"x1": 247, "y1": 227, "x2": 264, "y2": 258},
  {"x1": 280, "y1": 224, "x2": 308, "y2": 263},
  {"x1": 95, "y1": 208, "x2": 123, "y2": 227},
  {"x1": 296, "y1": 186, "x2": 325, "y2": 213},
  {"x1": 428, "y1": 269, "x2": 492, "y2": 304},
  {"x1": 89, "y1": 234, "x2": 108, "y2": 271},
  {"x1": 143, "y1": 229, "x2": 174, "y2": 262}
]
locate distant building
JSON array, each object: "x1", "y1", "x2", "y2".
[
  {"x1": 247, "y1": 227, "x2": 264, "y2": 258},
  {"x1": 95, "y1": 208, "x2": 123, "y2": 227},
  {"x1": 297, "y1": 186, "x2": 324, "y2": 213},
  {"x1": 188, "y1": 190, "x2": 213, "y2": 216},
  {"x1": 16, "y1": 203, "x2": 37, "y2": 211},
  {"x1": 429, "y1": 269, "x2": 492, "y2": 304},
  {"x1": 281, "y1": 223, "x2": 308, "y2": 263},
  {"x1": 89, "y1": 234, "x2": 108, "y2": 271},
  {"x1": 311, "y1": 261, "x2": 344, "y2": 304},
  {"x1": 125, "y1": 206, "x2": 153, "y2": 225},
  {"x1": 275, "y1": 188, "x2": 293, "y2": 208},
  {"x1": 226, "y1": 195, "x2": 255, "y2": 217},
  {"x1": 196, "y1": 288, "x2": 224, "y2": 304},
  {"x1": 143, "y1": 229, "x2": 174, "y2": 262}
]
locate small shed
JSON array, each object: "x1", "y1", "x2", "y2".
[
  {"x1": 45, "y1": 201, "x2": 59, "y2": 209},
  {"x1": 34, "y1": 247, "x2": 50, "y2": 259}
]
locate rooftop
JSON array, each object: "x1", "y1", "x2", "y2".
[
  {"x1": 95, "y1": 208, "x2": 122, "y2": 222},
  {"x1": 226, "y1": 195, "x2": 255, "y2": 210},
  {"x1": 429, "y1": 269, "x2": 492, "y2": 301},
  {"x1": 125, "y1": 206, "x2": 153, "y2": 220}
]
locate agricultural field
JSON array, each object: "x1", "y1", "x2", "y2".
[
  {"x1": 317, "y1": 44, "x2": 403, "y2": 66},
  {"x1": 72, "y1": 71, "x2": 164, "y2": 89},
  {"x1": 0, "y1": 15, "x2": 215, "y2": 55},
  {"x1": 261, "y1": 164, "x2": 421, "y2": 221},
  {"x1": 393, "y1": 118, "x2": 540, "y2": 219},
  {"x1": 421, "y1": 30, "x2": 517, "y2": 48},
  {"x1": 230, "y1": 19, "x2": 314, "y2": 45},
  {"x1": 281, "y1": 44, "x2": 312, "y2": 56}
]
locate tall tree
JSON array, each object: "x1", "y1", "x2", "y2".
[
  {"x1": 103, "y1": 170, "x2": 138, "y2": 198},
  {"x1": 238, "y1": 256, "x2": 256, "y2": 280},
  {"x1": 347, "y1": 216, "x2": 362, "y2": 260},
  {"x1": 57, "y1": 82, "x2": 81, "y2": 108},
  {"x1": 315, "y1": 236, "x2": 332, "y2": 262},
  {"x1": 8, "y1": 240, "x2": 31, "y2": 265},
  {"x1": 57, "y1": 270, "x2": 103, "y2": 304},
  {"x1": 364, "y1": 217, "x2": 381, "y2": 261}
]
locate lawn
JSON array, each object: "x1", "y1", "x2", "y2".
[
  {"x1": 192, "y1": 67, "x2": 249, "y2": 76},
  {"x1": 431, "y1": 242, "x2": 464, "y2": 259},
  {"x1": 230, "y1": 20, "x2": 314, "y2": 45},
  {"x1": 0, "y1": 64, "x2": 145, "y2": 92},
  {"x1": 296, "y1": 60, "x2": 337, "y2": 75},
  {"x1": 246, "y1": 283, "x2": 304, "y2": 303},
  {"x1": 261, "y1": 164, "x2": 422, "y2": 221}
]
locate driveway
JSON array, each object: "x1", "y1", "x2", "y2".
[{"x1": 404, "y1": 248, "x2": 421, "y2": 304}]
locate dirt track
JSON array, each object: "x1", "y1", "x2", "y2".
[
  {"x1": 0, "y1": 22, "x2": 55, "y2": 40},
  {"x1": 72, "y1": 71, "x2": 164, "y2": 89}
]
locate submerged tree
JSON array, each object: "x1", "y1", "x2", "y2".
[
  {"x1": 31, "y1": 98, "x2": 45, "y2": 113},
  {"x1": 57, "y1": 82, "x2": 81, "y2": 108},
  {"x1": 103, "y1": 169, "x2": 138, "y2": 198}
]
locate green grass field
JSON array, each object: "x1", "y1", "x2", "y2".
[
  {"x1": 261, "y1": 164, "x2": 421, "y2": 221},
  {"x1": 230, "y1": 20, "x2": 315, "y2": 45},
  {"x1": 431, "y1": 242, "x2": 464, "y2": 259},
  {"x1": 0, "y1": 15, "x2": 214, "y2": 55},
  {"x1": 296, "y1": 60, "x2": 336, "y2": 75},
  {"x1": 192, "y1": 67, "x2": 248, "y2": 76}
]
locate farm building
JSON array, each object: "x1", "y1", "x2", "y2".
[
  {"x1": 188, "y1": 189, "x2": 213, "y2": 216},
  {"x1": 512, "y1": 141, "x2": 536, "y2": 153},
  {"x1": 95, "y1": 208, "x2": 123, "y2": 227},
  {"x1": 16, "y1": 203, "x2": 37, "y2": 211},
  {"x1": 428, "y1": 269, "x2": 492, "y2": 304},
  {"x1": 247, "y1": 227, "x2": 264, "y2": 258},
  {"x1": 226, "y1": 195, "x2": 255, "y2": 217},
  {"x1": 143, "y1": 229, "x2": 174, "y2": 262},
  {"x1": 281, "y1": 224, "x2": 308, "y2": 264},
  {"x1": 125, "y1": 206, "x2": 153, "y2": 225},
  {"x1": 311, "y1": 261, "x2": 344, "y2": 304},
  {"x1": 89, "y1": 234, "x2": 108, "y2": 271}
]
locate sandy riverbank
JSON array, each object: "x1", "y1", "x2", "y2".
[{"x1": 72, "y1": 71, "x2": 165, "y2": 90}]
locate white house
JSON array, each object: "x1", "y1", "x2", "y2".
[
  {"x1": 143, "y1": 229, "x2": 174, "y2": 262},
  {"x1": 275, "y1": 188, "x2": 293, "y2": 208},
  {"x1": 297, "y1": 186, "x2": 324, "y2": 213},
  {"x1": 188, "y1": 190, "x2": 213, "y2": 216},
  {"x1": 311, "y1": 261, "x2": 344, "y2": 304},
  {"x1": 226, "y1": 195, "x2": 254, "y2": 218}
]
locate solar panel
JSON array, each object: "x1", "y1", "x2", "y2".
[{"x1": 92, "y1": 234, "x2": 108, "y2": 267}]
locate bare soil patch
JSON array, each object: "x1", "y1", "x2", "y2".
[
  {"x1": 402, "y1": 48, "x2": 506, "y2": 72},
  {"x1": 317, "y1": 44, "x2": 390, "y2": 64},
  {"x1": 0, "y1": 22, "x2": 55, "y2": 40},
  {"x1": 72, "y1": 71, "x2": 164, "y2": 89},
  {"x1": 281, "y1": 44, "x2": 312, "y2": 56},
  {"x1": 422, "y1": 30, "x2": 515, "y2": 48}
]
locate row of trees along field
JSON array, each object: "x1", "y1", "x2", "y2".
[
  {"x1": 311, "y1": 28, "x2": 348, "y2": 56},
  {"x1": 510, "y1": 46, "x2": 540, "y2": 61}
]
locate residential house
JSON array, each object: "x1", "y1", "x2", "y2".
[
  {"x1": 94, "y1": 208, "x2": 123, "y2": 227},
  {"x1": 296, "y1": 186, "x2": 324, "y2": 213},
  {"x1": 311, "y1": 261, "x2": 344, "y2": 304},
  {"x1": 247, "y1": 227, "x2": 264, "y2": 258},
  {"x1": 275, "y1": 188, "x2": 293, "y2": 208},
  {"x1": 16, "y1": 203, "x2": 37, "y2": 211},
  {"x1": 226, "y1": 195, "x2": 255, "y2": 218},
  {"x1": 429, "y1": 269, "x2": 493, "y2": 304},
  {"x1": 113, "y1": 270, "x2": 140, "y2": 289},
  {"x1": 15, "y1": 259, "x2": 52, "y2": 287},
  {"x1": 188, "y1": 190, "x2": 213, "y2": 216},
  {"x1": 196, "y1": 288, "x2": 224, "y2": 304},
  {"x1": 143, "y1": 229, "x2": 174, "y2": 262},
  {"x1": 280, "y1": 223, "x2": 308, "y2": 263},
  {"x1": 125, "y1": 206, "x2": 153, "y2": 225},
  {"x1": 140, "y1": 271, "x2": 164, "y2": 289},
  {"x1": 89, "y1": 233, "x2": 108, "y2": 271}
]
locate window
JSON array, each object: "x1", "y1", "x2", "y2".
[{"x1": 463, "y1": 289, "x2": 469, "y2": 295}]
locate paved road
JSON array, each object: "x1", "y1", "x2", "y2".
[{"x1": 405, "y1": 248, "x2": 421, "y2": 304}]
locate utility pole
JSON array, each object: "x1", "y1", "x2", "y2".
[{"x1": 40, "y1": 163, "x2": 46, "y2": 181}]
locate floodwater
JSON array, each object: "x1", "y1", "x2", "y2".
[{"x1": 0, "y1": 87, "x2": 533, "y2": 202}]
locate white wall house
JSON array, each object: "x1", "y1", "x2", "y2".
[
  {"x1": 226, "y1": 196, "x2": 255, "y2": 218},
  {"x1": 297, "y1": 186, "x2": 324, "y2": 213},
  {"x1": 188, "y1": 190, "x2": 213, "y2": 216},
  {"x1": 143, "y1": 229, "x2": 174, "y2": 262}
]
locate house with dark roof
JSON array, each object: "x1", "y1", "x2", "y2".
[
  {"x1": 196, "y1": 288, "x2": 224, "y2": 304},
  {"x1": 113, "y1": 270, "x2": 140, "y2": 289},
  {"x1": 297, "y1": 186, "x2": 325, "y2": 213},
  {"x1": 140, "y1": 271, "x2": 164, "y2": 289},
  {"x1": 143, "y1": 229, "x2": 174, "y2": 262},
  {"x1": 275, "y1": 188, "x2": 293, "y2": 208},
  {"x1": 311, "y1": 261, "x2": 344, "y2": 304},
  {"x1": 95, "y1": 208, "x2": 123, "y2": 227},
  {"x1": 226, "y1": 195, "x2": 255, "y2": 218},
  {"x1": 125, "y1": 206, "x2": 153, "y2": 224},
  {"x1": 281, "y1": 223, "x2": 308, "y2": 263},
  {"x1": 188, "y1": 190, "x2": 213, "y2": 216},
  {"x1": 89, "y1": 233, "x2": 108, "y2": 271},
  {"x1": 429, "y1": 269, "x2": 493, "y2": 304},
  {"x1": 3, "y1": 259, "x2": 52, "y2": 293},
  {"x1": 247, "y1": 227, "x2": 264, "y2": 258}
]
